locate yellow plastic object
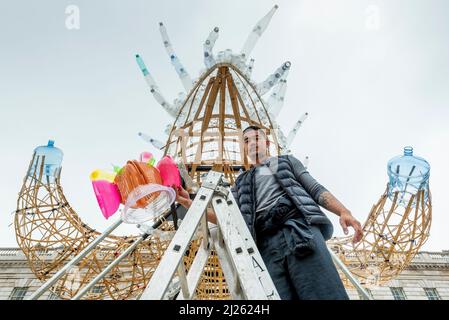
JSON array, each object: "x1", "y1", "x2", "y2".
[{"x1": 90, "y1": 169, "x2": 117, "y2": 183}]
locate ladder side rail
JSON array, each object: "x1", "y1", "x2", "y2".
[
  {"x1": 218, "y1": 191, "x2": 281, "y2": 300},
  {"x1": 327, "y1": 247, "x2": 373, "y2": 300}
]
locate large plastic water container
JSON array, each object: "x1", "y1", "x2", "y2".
[
  {"x1": 387, "y1": 146, "x2": 430, "y2": 207},
  {"x1": 29, "y1": 140, "x2": 64, "y2": 180}
]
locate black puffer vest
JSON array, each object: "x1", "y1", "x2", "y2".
[{"x1": 231, "y1": 155, "x2": 333, "y2": 242}]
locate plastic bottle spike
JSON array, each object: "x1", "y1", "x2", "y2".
[{"x1": 135, "y1": 54, "x2": 149, "y2": 76}]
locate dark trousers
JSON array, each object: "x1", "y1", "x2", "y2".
[{"x1": 257, "y1": 223, "x2": 349, "y2": 300}]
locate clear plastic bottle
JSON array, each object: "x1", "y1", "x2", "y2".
[
  {"x1": 387, "y1": 146, "x2": 430, "y2": 207},
  {"x1": 29, "y1": 140, "x2": 64, "y2": 180}
]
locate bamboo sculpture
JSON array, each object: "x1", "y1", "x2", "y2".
[
  {"x1": 14, "y1": 5, "x2": 431, "y2": 300},
  {"x1": 328, "y1": 147, "x2": 432, "y2": 287}
]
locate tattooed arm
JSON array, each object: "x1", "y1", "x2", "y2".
[
  {"x1": 286, "y1": 155, "x2": 363, "y2": 243},
  {"x1": 318, "y1": 191, "x2": 350, "y2": 217},
  {"x1": 318, "y1": 192, "x2": 363, "y2": 243}
]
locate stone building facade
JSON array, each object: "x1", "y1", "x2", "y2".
[
  {"x1": 0, "y1": 247, "x2": 448, "y2": 300},
  {"x1": 344, "y1": 250, "x2": 449, "y2": 300}
]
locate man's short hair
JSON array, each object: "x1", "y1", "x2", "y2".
[{"x1": 242, "y1": 125, "x2": 267, "y2": 137}]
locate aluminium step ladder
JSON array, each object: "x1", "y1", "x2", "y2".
[{"x1": 139, "y1": 170, "x2": 280, "y2": 300}]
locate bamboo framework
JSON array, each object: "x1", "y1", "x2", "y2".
[
  {"x1": 183, "y1": 249, "x2": 230, "y2": 300},
  {"x1": 328, "y1": 186, "x2": 432, "y2": 287},
  {"x1": 164, "y1": 63, "x2": 280, "y2": 183}
]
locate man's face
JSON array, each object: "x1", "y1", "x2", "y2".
[{"x1": 243, "y1": 129, "x2": 269, "y2": 163}]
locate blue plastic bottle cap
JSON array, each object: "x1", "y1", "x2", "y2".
[
  {"x1": 404, "y1": 146, "x2": 413, "y2": 156},
  {"x1": 48, "y1": 140, "x2": 55, "y2": 147}
]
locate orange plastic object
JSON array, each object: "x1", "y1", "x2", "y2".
[{"x1": 113, "y1": 160, "x2": 162, "y2": 209}]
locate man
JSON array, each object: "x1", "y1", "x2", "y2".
[{"x1": 174, "y1": 125, "x2": 363, "y2": 300}]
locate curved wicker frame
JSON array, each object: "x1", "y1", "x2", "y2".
[{"x1": 328, "y1": 186, "x2": 432, "y2": 287}]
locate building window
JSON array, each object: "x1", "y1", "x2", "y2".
[
  {"x1": 390, "y1": 287, "x2": 407, "y2": 300},
  {"x1": 9, "y1": 287, "x2": 29, "y2": 300},
  {"x1": 424, "y1": 288, "x2": 441, "y2": 300}
]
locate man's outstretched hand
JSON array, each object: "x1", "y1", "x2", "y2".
[
  {"x1": 339, "y1": 211, "x2": 363, "y2": 244},
  {"x1": 173, "y1": 185, "x2": 192, "y2": 209},
  {"x1": 173, "y1": 185, "x2": 217, "y2": 224}
]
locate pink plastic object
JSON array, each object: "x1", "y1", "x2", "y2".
[
  {"x1": 156, "y1": 155, "x2": 181, "y2": 188},
  {"x1": 91, "y1": 180, "x2": 121, "y2": 219},
  {"x1": 140, "y1": 151, "x2": 153, "y2": 164}
]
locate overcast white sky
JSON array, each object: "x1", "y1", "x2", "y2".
[{"x1": 0, "y1": 0, "x2": 448, "y2": 251}]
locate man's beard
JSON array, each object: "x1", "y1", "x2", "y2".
[{"x1": 249, "y1": 150, "x2": 265, "y2": 163}]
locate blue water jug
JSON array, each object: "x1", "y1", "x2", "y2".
[
  {"x1": 29, "y1": 140, "x2": 64, "y2": 180},
  {"x1": 387, "y1": 146, "x2": 430, "y2": 207}
]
